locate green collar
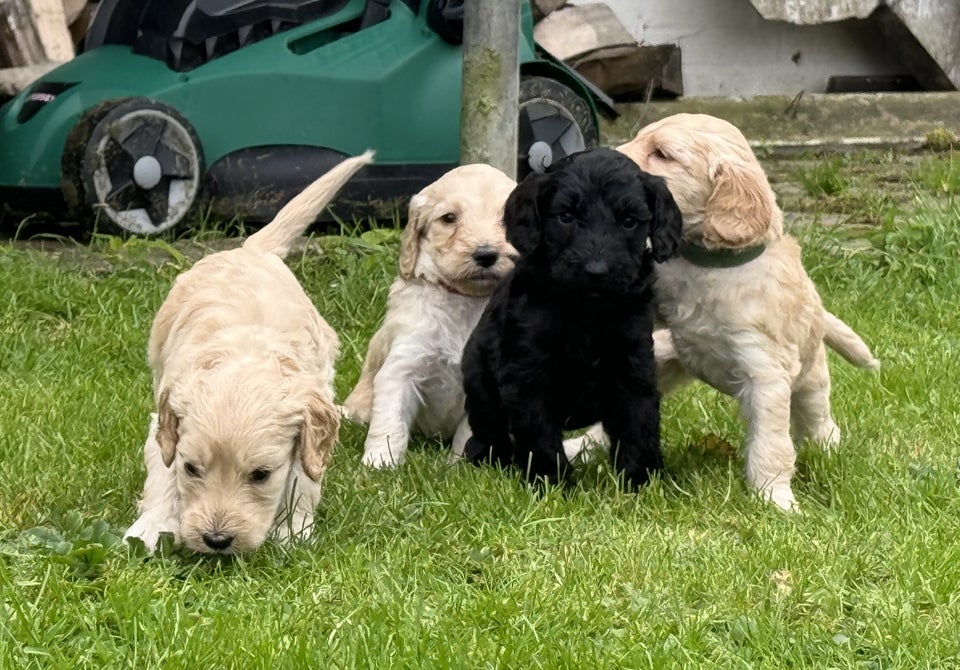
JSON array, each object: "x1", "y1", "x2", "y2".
[{"x1": 678, "y1": 241, "x2": 767, "y2": 268}]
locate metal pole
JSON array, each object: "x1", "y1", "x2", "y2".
[{"x1": 460, "y1": 0, "x2": 521, "y2": 179}]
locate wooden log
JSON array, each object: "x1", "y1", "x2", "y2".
[
  {"x1": 62, "y1": 0, "x2": 85, "y2": 25},
  {"x1": 571, "y1": 44, "x2": 684, "y2": 100},
  {"x1": 531, "y1": 0, "x2": 566, "y2": 23},
  {"x1": 28, "y1": 0, "x2": 73, "y2": 60},
  {"x1": 0, "y1": 61, "x2": 61, "y2": 95},
  {"x1": 533, "y1": 4, "x2": 635, "y2": 61},
  {"x1": 0, "y1": 0, "x2": 73, "y2": 68},
  {"x1": 0, "y1": 0, "x2": 45, "y2": 66},
  {"x1": 67, "y1": 1, "x2": 94, "y2": 47},
  {"x1": 534, "y1": 3, "x2": 683, "y2": 100}
]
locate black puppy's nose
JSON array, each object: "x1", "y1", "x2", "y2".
[
  {"x1": 584, "y1": 260, "x2": 609, "y2": 278},
  {"x1": 202, "y1": 532, "x2": 234, "y2": 551},
  {"x1": 472, "y1": 246, "x2": 500, "y2": 268}
]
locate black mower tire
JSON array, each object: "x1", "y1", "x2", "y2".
[
  {"x1": 61, "y1": 99, "x2": 121, "y2": 216},
  {"x1": 517, "y1": 75, "x2": 599, "y2": 178},
  {"x1": 76, "y1": 98, "x2": 204, "y2": 236}
]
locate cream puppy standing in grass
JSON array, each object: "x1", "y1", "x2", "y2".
[
  {"x1": 574, "y1": 114, "x2": 879, "y2": 511},
  {"x1": 124, "y1": 151, "x2": 372, "y2": 554},
  {"x1": 342, "y1": 164, "x2": 517, "y2": 468}
]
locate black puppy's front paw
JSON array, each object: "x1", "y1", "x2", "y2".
[
  {"x1": 617, "y1": 457, "x2": 664, "y2": 491},
  {"x1": 464, "y1": 436, "x2": 513, "y2": 468},
  {"x1": 525, "y1": 469, "x2": 576, "y2": 495},
  {"x1": 521, "y1": 450, "x2": 574, "y2": 490},
  {"x1": 463, "y1": 436, "x2": 489, "y2": 463}
]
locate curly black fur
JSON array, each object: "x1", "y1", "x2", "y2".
[{"x1": 461, "y1": 148, "x2": 683, "y2": 487}]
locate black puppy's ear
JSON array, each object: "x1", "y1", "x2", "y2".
[
  {"x1": 647, "y1": 177, "x2": 684, "y2": 262},
  {"x1": 504, "y1": 171, "x2": 550, "y2": 256}
]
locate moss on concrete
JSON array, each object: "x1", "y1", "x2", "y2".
[
  {"x1": 602, "y1": 92, "x2": 960, "y2": 154},
  {"x1": 924, "y1": 127, "x2": 958, "y2": 151}
]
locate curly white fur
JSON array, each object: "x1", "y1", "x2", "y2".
[{"x1": 342, "y1": 164, "x2": 517, "y2": 468}]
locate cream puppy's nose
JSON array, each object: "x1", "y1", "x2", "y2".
[
  {"x1": 471, "y1": 246, "x2": 500, "y2": 268},
  {"x1": 202, "y1": 531, "x2": 234, "y2": 551}
]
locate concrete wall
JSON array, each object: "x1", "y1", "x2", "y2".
[
  {"x1": 574, "y1": 0, "x2": 906, "y2": 97},
  {"x1": 750, "y1": 0, "x2": 960, "y2": 89}
]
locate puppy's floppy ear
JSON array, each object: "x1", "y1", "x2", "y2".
[
  {"x1": 504, "y1": 171, "x2": 550, "y2": 256},
  {"x1": 702, "y1": 156, "x2": 773, "y2": 249},
  {"x1": 399, "y1": 194, "x2": 431, "y2": 278},
  {"x1": 156, "y1": 389, "x2": 179, "y2": 467},
  {"x1": 647, "y1": 176, "x2": 683, "y2": 262},
  {"x1": 300, "y1": 392, "x2": 340, "y2": 481}
]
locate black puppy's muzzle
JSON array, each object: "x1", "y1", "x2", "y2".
[
  {"x1": 472, "y1": 245, "x2": 500, "y2": 268},
  {"x1": 584, "y1": 260, "x2": 609, "y2": 278}
]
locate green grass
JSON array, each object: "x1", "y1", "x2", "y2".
[
  {"x1": 794, "y1": 156, "x2": 850, "y2": 197},
  {"x1": 914, "y1": 152, "x2": 960, "y2": 198},
  {"x1": 3, "y1": 174, "x2": 960, "y2": 668}
]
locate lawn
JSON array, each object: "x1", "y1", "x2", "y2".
[{"x1": 1, "y1": 153, "x2": 960, "y2": 668}]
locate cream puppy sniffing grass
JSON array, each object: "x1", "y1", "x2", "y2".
[{"x1": 124, "y1": 151, "x2": 372, "y2": 554}]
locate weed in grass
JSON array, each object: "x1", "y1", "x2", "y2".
[
  {"x1": 13, "y1": 512, "x2": 126, "y2": 580},
  {"x1": 794, "y1": 157, "x2": 849, "y2": 197},
  {"x1": 923, "y1": 127, "x2": 959, "y2": 152},
  {"x1": 854, "y1": 200, "x2": 960, "y2": 284},
  {"x1": 913, "y1": 152, "x2": 960, "y2": 198}
]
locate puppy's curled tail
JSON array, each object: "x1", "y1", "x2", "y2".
[
  {"x1": 243, "y1": 150, "x2": 375, "y2": 257},
  {"x1": 824, "y1": 310, "x2": 880, "y2": 371}
]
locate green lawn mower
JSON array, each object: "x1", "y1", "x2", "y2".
[{"x1": 0, "y1": 0, "x2": 612, "y2": 236}]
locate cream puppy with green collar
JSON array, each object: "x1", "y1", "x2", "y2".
[{"x1": 606, "y1": 114, "x2": 880, "y2": 511}]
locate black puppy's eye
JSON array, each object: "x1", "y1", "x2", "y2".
[
  {"x1": 249, "y1": 468, "x2": 272, "y2": 483},
  {"x1": 622, "y1": 216, "x2": 639, "y2": 231},
  {"x1": 184, "y1": 462, "x2": 202, "y2": 478},
  {"x1": 440, "y1": 212, "x2": 458, "y2": 224},
  {"x1": 557, "y1": 212, "x2": 574, "y2": 225}
]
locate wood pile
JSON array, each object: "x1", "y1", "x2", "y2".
[
  {"x1": 0, "y1": 0, "x2": 95, "y2": 99},
  {"x1": 532, "y1": 0, "x2": 683, "y2": 100}
]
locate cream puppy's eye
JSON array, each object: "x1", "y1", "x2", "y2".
[
  {"x1": 184, "y1": 462, "x2": 202, "y2": 478},
  {"x1": 440, "y1": 212, "x2": 458, "y2": 224},
  {"x1": 248, "y1": 468, "x2": 272, "y2": 483}
]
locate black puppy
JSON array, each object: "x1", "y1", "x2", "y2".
[{"x1": 461, "y1": 148, "x2": 682, "y2": 487}]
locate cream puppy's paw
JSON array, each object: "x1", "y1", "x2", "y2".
[
  {"x1": 812, "y1": 421, "x2": 841, "y2": 451},
  {"x1": 124, "y1": 514, "x2": 180, "y2": 553},
  {"x1": 448, "y1": 418, "x2": 473, "y2": 463},
  {"x1": 361, "y1": 441, "x2": 405, "y2": 468},
  {"x1": 562, "y1": 424, "x2": 608, "y2": 464},
  {"x1": 270, "y1": 517, "x2": 313, "y2": 543},
  {"x1": 762, "y1": 485, "x2": 799, "y2": 513},
  {"x1": 337, "y1": 403, "x2": 367, "y2": 424}
]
